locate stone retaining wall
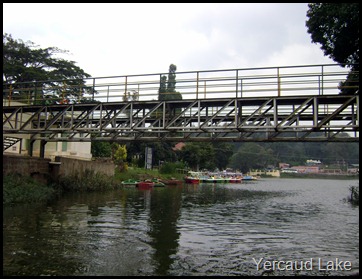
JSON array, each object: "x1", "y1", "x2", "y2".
[{"x1": 3, "y1": 154, "x2": 115, "y2": 184}]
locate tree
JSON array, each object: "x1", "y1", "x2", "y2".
[
  {"x1": 305, "y1": 3, "x2": 359, "y2": 95},
  {"x1": 228, "y1": 142, "x2": 276, "y2": 173},
  {"x1": 158, "y1": 64, "x2": 182, "y2": 101},
  {"x1": 3, "y1": 33, "x2": 92, "y2": 103},
  {"x1": 212, "y1": 142, "x2": 234, "y2": 170},
  {"x1": 167, "y1": 64, "x2": 177, "y2": 93},
  {"x1": 91, "y1": 141, "x2": 112, "y2": 158},
  {"x1": 112, "y1": 143, "x2": 128, "y2": 172}
]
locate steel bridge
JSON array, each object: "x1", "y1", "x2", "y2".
[{"x1": 3, "y1": 64, "x2": 359, "y2": 153}]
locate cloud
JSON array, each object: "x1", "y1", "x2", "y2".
[{"x1": 3, "y1": 3, "x2": 336, "y2": 78}]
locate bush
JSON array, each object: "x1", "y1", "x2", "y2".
[
  {"x1": 3, "y1": 173, "x2": 56, "y2": 206},
  {"x1": 159, "y1": 162, "x2": 185, "y2": 175},
  {"x1": 349, "y1": 185, "x2": 359, "y2": 206},
  {"x1": 56, "y1": 169, "x2": 119, "y2": 192}
]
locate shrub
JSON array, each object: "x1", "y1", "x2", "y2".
[
  {"x1": 3, "y1": 173, "x2": 56, "y2": 206},
  {"x1": 349, "y1": 184, "x2": 359, "y2": 206}
]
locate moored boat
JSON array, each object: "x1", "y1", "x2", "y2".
[
  {"x1": 184, "y1": 176, "x2": 200, "y2": 184},
  {"x1": 242, "y1": 175, "x2": 259, "y2": 181},
  {"x1": 228, "y1": 177, "x2": 242, "y2": 183},
  {"x1": 121, "y1": 178, "x2": 140, "y2": 187},
  {"x1": 184, "y1": 171, "x2": 201, "y2": 184},
  {"x1": 151, "y1": 178, "x2": 166, "y2": 187},
  {"x1": 136, "y1": 180, "x2": 155, "y2": 189}
]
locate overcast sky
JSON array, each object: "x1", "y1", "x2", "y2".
[{"x1": 3, "y1": 3, "x2": 336, "y2": 78}]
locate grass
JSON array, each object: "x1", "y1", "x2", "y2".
[
  {"x1": 3, "y1": 173, "x2": 57, "y2": 206},
  {"x1": 114, "y1": 166, "x2": 185, "y2": 181}
]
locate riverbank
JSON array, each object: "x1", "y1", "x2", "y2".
[
  {"x1": 279, "y1": 172, "x2": 359, "y2": 180},
  {"x1": 3, "y1": 169, "x2": 358, "y2": 207},
  {"x1": 3, "y1": 167, "x2": 184, "y2": 206}
]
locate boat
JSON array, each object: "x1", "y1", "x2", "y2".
[
  {"x1": 121, "y1": 178, "x2": 140, "y2": 187},
  {"x1": 228, "y1": 177, "x2": 242, "y2": 183},
  {"x1": 184, "y1": 171, "x2": 201, "y2": 184},
  {"x1": 151, "y1": 178, "x2": 166, "y2": 187},
  {"x1": 200, "y1": 175, "x2": 230, "y2": 183},
  {"x1": 136, "y1": 180, "x2": 155, "y2": 189},
  {"x1": 242, "y1": 175, "x2": 259, "y2": 181}
]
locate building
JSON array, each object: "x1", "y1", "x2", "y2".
[{"x1": 3, "y1": 100, "x2": 92, "y2": 161}]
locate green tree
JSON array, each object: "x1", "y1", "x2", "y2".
[
  {"x1": 158, "y1": 64, "x2": 182, "y2": 101},
  {"x1": 306, "y1": 3, "x2": 359, "y2": 95},
  {"x1": 91, "y1": 141, "x2": 112, "y2": 158},
  {"x1": 112, "y1": 143, "x2": 128, "y2": 172},
  {"x1": 3, "y1": 33, "x2": 92, "y2": 103},
  {"x1": 228, "y1": 142, "x2": 276, "y2": 173},
  {"x1": 167, "y1": 64, "x2": 177, "y2": 93},
  {"x1": 178, "y1": 142, "x2": 216, "y2": 171},
  {"x1": 212, "y1": 142, "x2": 234, "y2": 170}
]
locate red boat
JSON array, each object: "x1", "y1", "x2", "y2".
[
  {"x1": 184, "y1": 171, "x2": 202, "y2": 184},
  {"x1": 184, "y1": 177, "x2": 200, "y2": 184},
  {"x1": 136, "y1": 181, "x2": 154, "y2": 189}
]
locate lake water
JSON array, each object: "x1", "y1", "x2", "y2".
[{"x1": 3, "y1": 178, "x2": 359, "y2": 276}]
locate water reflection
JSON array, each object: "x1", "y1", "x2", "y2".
[{"x1": 3, "y1": 179, "x2": 359, "y2": 276}]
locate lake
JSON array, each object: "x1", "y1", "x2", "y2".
[{"x1": 3, "y1": 178, "x2": 359, "y2": 276}]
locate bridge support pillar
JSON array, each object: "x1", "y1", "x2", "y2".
[
  {"x1": 40, "y1": 140, "x2": 46, "y2": 158},
  {"x1": 28, "y1": 140, "x2": 35, "y2": 157}
]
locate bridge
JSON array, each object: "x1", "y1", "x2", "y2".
[{"x1": 3, "y1": 64, "x2": 359, "y2": 155}]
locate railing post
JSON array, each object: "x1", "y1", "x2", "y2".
[
  {"x1": 240, "y1": 79, "x2": 243, "y2": 98},
  {"x1": 235, "y1": 70, "x2": 239, "y2": 98},
  {"x1": 92, "y1": 78, "x2": 95, "y2": 100},
  {"x1": 8, "y1": 84, "x2": 12, "y2": 106},
  {"x1": 196, "y1": 72, "x2": 199, "y2": 99},
  {"x1": 321, "y1": 65, "x2": 324, "y2": 95},
  {"x1": 277, "y1": 67, "x2": 281, "y2": 97},
  {"x1": 125, "y1": 76, "x2": 128, "y2": 100}
]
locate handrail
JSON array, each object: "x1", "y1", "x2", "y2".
[{"x1": 3, "y1": 64, "x2": 358, "y2": 106}]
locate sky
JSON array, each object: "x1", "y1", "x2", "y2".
[{"x1": 3, "y1": 3, "x2": 336, "y2": 78}]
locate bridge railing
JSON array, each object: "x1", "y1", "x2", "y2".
[{"x1": 3, "y1": 64, "x2": 358, "y2": 106}]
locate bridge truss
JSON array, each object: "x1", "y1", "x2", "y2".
[{"x1": 3, "y1": 94, "x2": 359, "y2": 143}]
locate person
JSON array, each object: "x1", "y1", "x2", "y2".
[{"x1": 60, "y1": 98, "x2": 69, "y2": 104}]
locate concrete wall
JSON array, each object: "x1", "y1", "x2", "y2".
[
  {"x1": 3, "y1": 154, "x2": 115, "y2": 184},
  {"x1": 3, "y1": 154, "x2": 51, "y2": 184},
  {"x1": 50, "y1": 156, "x2": 114, "y2": 179}
]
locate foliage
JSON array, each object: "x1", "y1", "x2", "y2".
[
  {"x1": 56, "y1": 169, "x2": 118, "y2": 192},
  {"x1": 91, "y1": 141, "x2": 112, "y2": 158},
  {"x1": 348, "y1": 184, "x2": 359, "y2": 206},
  {"x1": 112, "y1": 143, "x2": 128, "y2": 172},
  {"x1": 126, "y1": 141, "x2": 178, "y2": 168},
  {"x1": 159, "y1": 161, "x2": 186, "y2": 175},
  {"x1": 177, "y1": 142, "x2": 217, "y2": 171},
  {"x1": 158, "y1": 64, "x2": 182, "y2": 101},
  {"x1": 212, "y1": 142, "x2": 235, "y2": 170},
  {"x1": 3, "y1": 173, "x2": 56, "y2": 205},
  {"x1": 228, "y1": 142, "x2": 276, "y2": 173},
  {"x1": 305, "y1": 3, "x2": 359, "y2": 94},
  {"x1": 3, "y1": 33, "x2": 92, "y2": 103}
]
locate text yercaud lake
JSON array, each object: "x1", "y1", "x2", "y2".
[{"x1": 3, "y1": 178, "x2": 359, "y2": 276}]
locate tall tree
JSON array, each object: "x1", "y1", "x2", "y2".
[
  {"x1": 158, "y1": 64, "x2": 182, "y2": 101},
  {"x1": 3, "y1": 33, "x2": 92, "y2": 103},
  {"x1": 167, "y1": 64, "x2": 177, "y2": 93},
  {"x1": 305, "y1": 3, "x2": 359, "y2": 95}
]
